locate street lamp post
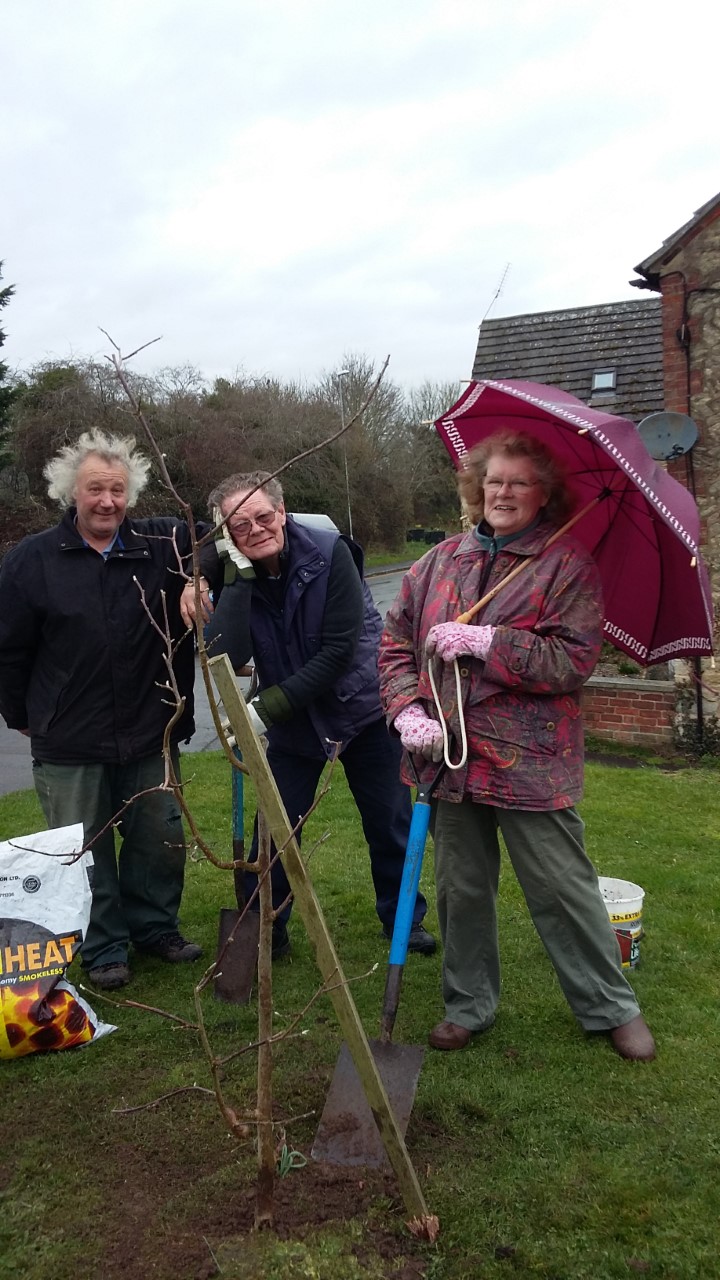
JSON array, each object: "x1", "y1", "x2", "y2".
[{"x1": 337, "y1": 369, "x2": 353, "y2": 539}]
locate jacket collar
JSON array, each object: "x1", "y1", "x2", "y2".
[
  {"x1": 58, "y1": 508, "x2": 150, "y2": 554},
  {"x1": 473, "y1": 512, "x2": 543, "y2": 553},
  {"x1": 250, "y1": 517, "x2": 328, "y2": 584},
  {"x1": 453, "y1": 517, "x2": 557, "y2": 560}
]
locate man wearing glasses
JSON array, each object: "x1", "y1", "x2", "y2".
[{"x1": 180, "y1": 470, "x2": 435, "y2": 960}]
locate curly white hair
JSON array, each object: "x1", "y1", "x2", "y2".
[{"x1": 43, "y1": 430, "x2": 152, "y2": 507}]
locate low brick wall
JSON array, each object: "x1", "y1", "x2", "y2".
[{"x1": 582, "y1": 677, "x2": 677, "y2": 747}]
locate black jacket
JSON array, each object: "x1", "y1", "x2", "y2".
[{"x1": 0, "y1": 509, "x2": 198, "y2": 764}]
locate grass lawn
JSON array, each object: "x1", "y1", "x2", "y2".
[
  {"x1": 364, "y1": 540, "x2": 458, "y2": 567},
  {"x1": 1, "y1": 755, "x2": 718, "y2": 1280}
]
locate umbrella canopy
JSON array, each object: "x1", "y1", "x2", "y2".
[{"x1": 434, "y1": 379, "x2": 714, "y2": 667}]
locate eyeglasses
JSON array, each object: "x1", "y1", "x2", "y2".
[
  {"x1": 226, "y1": 509, "x2": 279, "y2": 539},
  {"x1": 483, "y1": 478, "x2": 539, "y2": 493}
]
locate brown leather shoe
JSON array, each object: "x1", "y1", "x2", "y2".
[
  {"x1": 610, "y1": 1014, "x2": 656, "y2": 1062},
  {"x1": 428, "y1": 1020, "x2": 472, "y2": 1051}
]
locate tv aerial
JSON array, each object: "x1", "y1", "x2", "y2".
[
  {"x1": 481, "y1": 263, "x2": 511, "y2": 323},
  {"x1": 637, "y1": 411, "x2": 698, "y2": 461}
]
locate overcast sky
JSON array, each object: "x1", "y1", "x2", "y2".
[{"x1": 2, "y1": 0, "x2": 718, "y2": 391}]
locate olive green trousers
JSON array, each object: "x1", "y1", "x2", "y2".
[
  {"x1": 431, "y1": 799, "x2": 641, "y2": 1033},
  {"x1": 33, "y1": 751, "x2": 186, "y2": 970}
]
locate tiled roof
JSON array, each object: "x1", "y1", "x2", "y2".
[
  {"x1": 633, "y1": 190, "x2": 720, "y2": 281},
  {"x1": 472, "y1": 298, "x2": 663, "y2": 423}
]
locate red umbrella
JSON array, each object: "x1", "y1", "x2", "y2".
[{"x1": 434, "y1": 379, "x2": 714, "y2": 667}]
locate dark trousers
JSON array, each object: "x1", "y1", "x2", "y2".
[
  {"x1": 245, "y1": 717, "x2": 426, "y2": 930},
  {"x1": 33, "y1": 751, "x2": 186, "y2": 970}
]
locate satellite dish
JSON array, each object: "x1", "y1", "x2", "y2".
[{"x1": 638, "y1": 411, "x2": 698, "y2": 461}]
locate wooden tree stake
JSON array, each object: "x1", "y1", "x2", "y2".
[{"x1": 210, "y1": 654, "x2": 429, "y2": 1222}]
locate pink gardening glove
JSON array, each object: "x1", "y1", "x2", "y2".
[
  {"x1": 425, "y1": 622, "x2": 496, "y2": 663},
  {"x1": 393, "y1": 703, "x2": 444, "y2": 763}
]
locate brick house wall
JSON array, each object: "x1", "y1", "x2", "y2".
[
  {"x1": 582, "y1": 677, "x2": 676, "y2": 747},
  {"x1": 633, "y1": 195, "x2": 720, "y2": 661}
]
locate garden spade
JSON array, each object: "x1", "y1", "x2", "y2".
[
  {"x1": 311, "y1": 765, "x2": 443, "y2": 1168},
  {"x1": 213, "y1": 744, "x2": 260, "y2": 1004}
]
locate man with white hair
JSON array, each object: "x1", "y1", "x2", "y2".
[{"x1": 0, "y1": 430, "x2": 202, "y2": 990}]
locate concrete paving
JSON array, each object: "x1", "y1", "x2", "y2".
[
  {"x1": 0, "y1": 728, "x2": 32, "y2": 798},
  {"x1": 0, "y1": 567, "x2": 408, "y2": 798}
]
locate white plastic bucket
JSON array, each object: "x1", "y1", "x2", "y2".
[{"x1": 598, "y1": 876, "x2": 645, "y2": 969}]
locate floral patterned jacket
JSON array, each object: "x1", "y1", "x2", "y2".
[{"x1": 378, "y1": 522, "x2": 603, "y2": 810}]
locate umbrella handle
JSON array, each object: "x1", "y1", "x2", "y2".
[
  {"x1": 457, "y1": 557, "x2": 530, "y2": 624},
  {"x1": 457, "y1": 495, "x2": 601, "y2": 624}
]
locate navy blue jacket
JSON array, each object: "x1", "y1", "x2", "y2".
[{"x1": 207, "y1": 519, "x2": 385, "y2": 759}]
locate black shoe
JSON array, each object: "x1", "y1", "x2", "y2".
[
  {"x1": 382, "y1": 923, "x2": 437, "y2": 956},
  {"x1": 86, "y1": 962, "x2": 131, "y2": 990},
  {"x1": 272, "y1": 923, "x2": 291, "y2": 959},
  {"x1": 135, "y1": 931, "x2": 203, "y2": 963}
]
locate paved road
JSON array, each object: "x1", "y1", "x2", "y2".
[{"x1": 0, "y1": 567, "x2": 407, "y2": 797}]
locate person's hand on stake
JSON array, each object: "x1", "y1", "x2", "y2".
[{"x1": 180, "y1": 578, "x2": 214, "y2": 627}]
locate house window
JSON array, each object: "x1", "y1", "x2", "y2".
[{"x1": 592, "y1": 369, "x2": 616, "y2": 392}]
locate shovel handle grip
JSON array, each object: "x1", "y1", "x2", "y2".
[
  {"x1": 380, "y1": 801, "x2": 432, "y2": 1044},
  {"x1": 379, "y1": 964, "x2": 404, "y2": 1043},
  {"x1": 388, "y1": 800, "x2": 432, "y2": 966},
  {"x1": 232, "y1": 745, "x2": 246, "y2": 910}
]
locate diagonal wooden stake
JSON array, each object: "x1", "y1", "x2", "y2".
[{"x1": 210, "y1": 654, "x2": 429, "y2": 1222}]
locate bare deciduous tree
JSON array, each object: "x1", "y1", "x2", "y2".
[{"x1": 81, "y1": 334, "x2": 438, "y2": 1237}]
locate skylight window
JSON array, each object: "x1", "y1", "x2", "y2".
[{"x1": 592, "y1": 369, "x2": 616, "y2": 392}]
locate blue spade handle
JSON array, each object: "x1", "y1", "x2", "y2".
[
  {"x1": 379, "y1": 766, "x2": 444, "y2": 1044},
  {"x1": 388, "y1": 798, "x2": 433, "y2": 965},
  {"x1": 231, "y1": 744, "x2": 246, "y2": 910},
  {"x1": 231, "y1": 744, "x2": 244, "y2": 852}
]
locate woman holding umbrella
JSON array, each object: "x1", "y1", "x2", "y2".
[{"x1": 378, "y1": 430, "x2": 655, "y2": 1062}]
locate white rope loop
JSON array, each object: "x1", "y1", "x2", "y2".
[{"x1": 428, "y1": 655, "x2": 468, "y2": 770}]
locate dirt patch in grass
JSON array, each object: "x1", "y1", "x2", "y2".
[
  {"x1": 2, "y1": 1086, "x2": 430, "y2": 1280},
  {"x1": 94, "y1": 1156, "x2": 423, "y2": 1280},
  {"x1": 180, "y1": 1164, "x2": 417, "y2": 1277}
]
